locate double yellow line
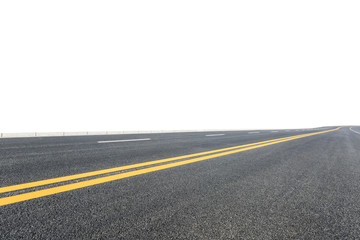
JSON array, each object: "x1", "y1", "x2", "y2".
[{"x1": 0, "y1": 127, "x2": 340, "y2": 206}]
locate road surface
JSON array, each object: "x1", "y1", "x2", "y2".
[{"x1": 1, "y1": 126, "x2": 360, "y2": 239}]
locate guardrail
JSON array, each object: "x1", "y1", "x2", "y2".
[{"x1": 0, "y1": 129, "x2": 245, "y2": 138}]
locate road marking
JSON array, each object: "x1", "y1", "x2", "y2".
[
  {"x1": 350, "y1": 127, "x2": 360, "y2": 135},
  {"x1": 205, "y1": 134, "x2": 225, "y2": 137},
  {"x1": 248, "y1": 132, "x2": 259, "y2": 134},
  {"x1": 0, "y1": 127, "x2": 341, "y2": 206},
  {"x1": 0, "y1": 134, "x2": 310, "y2": 194},
  {"x1": 97, "y1": 138, "x2": 151, "y2": 143}
]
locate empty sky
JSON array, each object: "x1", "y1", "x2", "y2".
[{"x1": 1, "y1": 1, "x2": 359, "y2": 132}]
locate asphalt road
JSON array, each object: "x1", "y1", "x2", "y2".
[{"x1": 1, "y1": 126, "x2": 360, "y2": 239}]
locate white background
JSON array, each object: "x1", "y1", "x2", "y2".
[{"x1": 1, "y1": 1, "x2": 359, "y2": 132}]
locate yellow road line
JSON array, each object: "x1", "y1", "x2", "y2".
[
  {"x1": 0, "y1": 132, "x2": 316, "y2": 194},
  {"x1": 0, "y1": 127, "x2": 340, "y2": 206}
]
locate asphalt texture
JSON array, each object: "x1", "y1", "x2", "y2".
[{"x1": 1, "y1": 127, "x2": 360, "y2": 239}]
